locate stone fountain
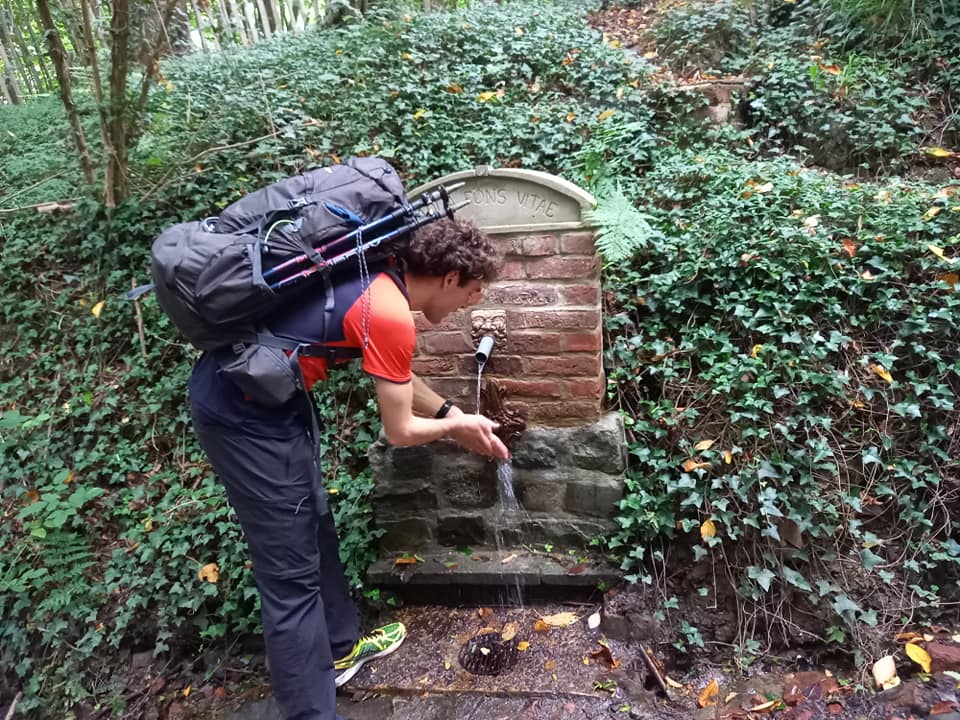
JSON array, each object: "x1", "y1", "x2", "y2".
[{"x1": 367, "y1": 166, "x2": 626, "y2": 600}]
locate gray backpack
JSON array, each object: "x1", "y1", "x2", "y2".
[{"x1": 132, "y1": 157, "x2": 461, "y2": 405}]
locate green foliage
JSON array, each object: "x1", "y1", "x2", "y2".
[
  {"x1": 584, "y1": 187, "x2": 661, "y2": 263},
  {"x1": 604, "y1": 144, "x2": 960, "y2": 658}
]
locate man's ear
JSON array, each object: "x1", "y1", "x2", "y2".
[{"x1": 442, "y1": 270, "x2": 461, "y2": 289}]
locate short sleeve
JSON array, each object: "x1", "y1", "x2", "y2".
[{"x1": 342, "y1": 274, "x2": 414, "y2": 383}]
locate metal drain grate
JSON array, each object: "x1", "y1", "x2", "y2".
[{"x1": 458, "y1": 632, "x2": 520, "y2": 676}]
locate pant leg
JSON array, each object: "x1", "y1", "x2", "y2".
[{"x1": 191, "y1": 411, "x2": 360, "y2": 720}]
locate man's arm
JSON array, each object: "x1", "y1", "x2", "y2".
[
  {"x1": 410, "y1": 372, "x2": 466, "y2": 418},
  {"x1": 375, "y1": 378, "x2": 508, "y2": 458}
]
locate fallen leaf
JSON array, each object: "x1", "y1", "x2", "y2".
[
  {"x1": 665, "y1": 675, "x2": 683, "y2": 689},
  {"x1": 198, "y1": 563, "x2": 219, "y2": 583},
  {"x1": 544, "y1": 659, "x2": 557, "y2": 670},
  {"x1": 938, "y1": 272, "x2": 958, "y2": 288},
  {"x1": 478, "y1": 607, "x2": 495, "y2": 622},
  {"x1": 896, "y1": 632, "x2": 923, "y2": 641},
  {"x1": 477, "y1": 91, "x2": 497, "y2": 102},
  {"x1": 446, "y1": 83, "x2": 462, "y2": 94},
  {"x1": 700, "y1": 519, "x2": 717, "y2": 540},
  {"x1": 871, "y1": 364, "x2": 893, "y2": 384},
  {"x1": 804, "y1": 215, "x2": 821, "y2": 229},
  {"x1": 394, "y1": 555, "x2": 420, "y2": 565},
  {"x1": 540, "y1": 611, "x2": 578, "y2": 627},
  {"x1": 819, "y1": 63, "x2": 841, "y2": 75},
  {"x1": 182, "y1": 685, "x2": 192, "y2": 697},
  {"x1": 751, "y1": 344, "x2": 763, "y2": 358},
  {"x1": 534, "y1": 619, "x2": 551, "y2": 633},
  {"x1": 501, "y1": 622, "x2": 519, "y2": 641},
  {"x1": 872, "y1": 654, "x2": 899, "y2": 689},
  {"x1": 749, "y1": 699, "x2": 780, "y2": 712},
  {"x1": 565, "y1": 111, "x2": 576, "y2": 122},
  {"x1": 501, "y1": 553, "x2": 518, "y2": 564},
  {"x1": 589, "y1": 640, "x2": 621, "y2": 670},
  {"x1": 517, "y1": 641, "x2": 530, "y2": 651},
  {"x1": 597, "y1": 109, "x2": 616, "y2": 122},
  {"x1": 588, "y1": 612, "x2": 601, "y2": 630},
  {"x1": 694, "y1": 439, "x2": 715, "y2": 451},
  {"x1": 755, "y1": 182, "x2": 774, "y2": 193},
  {"x1": 412, "y1": 108, "x2": 426, "y2": 120},
  {"x1": 682, "y1": 459, "x2": 712, "y2": 472},
  {"x1": 925, "y1": 146, "x2": 956, "y2": 158},
  {"x1": 698, "y1": 678, "x2": 720, "y2": 708},
  {"x1": 923, "y1": 206, "x2": 943, "y2": 221},
  {"x1": 565, "y1": 564, "x2": 587, "y2": 575},
  {"x1": 842, "y1": 238, "x2": 857, "y2": 257},
  {"x1": 479, "y1": 647, "x2": 491, "y2": 655},
  {"x1": 928, "y1": 244, "x2": 955, "y2": 263},
  {"x1": 827, "y1": 702, "x2": 843, "y2": 715},
  {"x1": 91, "y1": 301, "x2": 105, "y2": 319},
  {"x1": 905, "y1": 642, "x2": 932, "y2": 673},
  {"x1": 724, "y1": 450, "x2": 733, "y2": 464}
]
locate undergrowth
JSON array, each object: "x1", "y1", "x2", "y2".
[{"x1": 1, "y1": 0, "x2": 958, "y2": 713}]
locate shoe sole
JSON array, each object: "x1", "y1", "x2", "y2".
[{"x1": 334, "y1": 636, "x2": 406, "y2": 688}]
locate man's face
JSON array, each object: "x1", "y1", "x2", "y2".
[{"x1": 424, "y1": 272, "x2": 485, "y2": 323}]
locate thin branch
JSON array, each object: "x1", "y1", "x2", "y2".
[{"x1": 139, "y1": 130, "x2": 281, "y2": 203}]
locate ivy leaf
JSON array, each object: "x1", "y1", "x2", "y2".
[
  {"x1": 860, "y1": 548, "x2": 885, "y2": 571},
  {"x1": 782, "y1": 567, "x2": 812, "y2": 591},
  {"x1": 747, "y1": 565, "x2": 776, "y2": 592}
]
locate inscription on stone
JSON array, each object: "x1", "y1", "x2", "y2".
[{"x1": 462, "y1": 187, "x2": 560, "y2": 219}]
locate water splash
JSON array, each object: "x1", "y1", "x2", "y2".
[{"x1": 496, "y1": 459, "x2": 519, "y2": 514}]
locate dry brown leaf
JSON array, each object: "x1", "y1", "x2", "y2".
[
  {"x1": 871, "y1": 364, "x2": 893, "y2": 384},
  {"x1": 700, "y1": 519, "x2": 717, "y2": 541},
  {"x1": 698, "y1": 678, "x2": 720, "y2": 708},
  {"x1": 544, "y1": 659, "x2": 557, "y2": 671},
  {"x1": 694, "y1": 439, "x2": 715, "y2": 451},
  {"x1": 682, "y1": 459, "x2": 712, "y2": 472},
  {"x1": 540, "y1": 611, "x2": 578, "y2": 627},
  {"x1": 394, "y1": 556, "x2": 420, "y2": 565},
  {"x1": 906, "y1": 642, "x2": 932, "y2": 673},
  {"x1": 842, "y1": 238, "x2": 857, "y2": 258},
  {"x1": 589, "y1": 640, "x2": 621, "y2": 670},
  {"x1": 501, "y1": 622, "x2": 519, "y2": 641},
  {"x1": 198, "y1": 563, "x2": 219, "y2": 583},
  {"x1": 534, "y1": 619, "x2": 551, "y2": 633},
  {"x1": 478, "y1": 607, "x2": 495, "y2": 622},
  {"x1": 516, "y1": 641, "x2": 530, "y2": 651}
]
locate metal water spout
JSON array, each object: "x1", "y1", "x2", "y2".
[{"x1": 475, "y1": 335, "x2": 495, "y2": 369}]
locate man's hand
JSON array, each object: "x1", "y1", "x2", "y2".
[{"x1": 448, "y1": 413, "x2": 510, "y2": 459}]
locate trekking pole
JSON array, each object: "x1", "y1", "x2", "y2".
[
  {"x1": 262, "y1": 183, "x2": 464, "y2": 281},
  {"x1": 268, "y1": 199, "x2": 470, "y2": 292}
]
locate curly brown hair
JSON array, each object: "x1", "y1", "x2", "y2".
[{"x1": 403, "y1": 218, "x2": 500, "y2": 285}]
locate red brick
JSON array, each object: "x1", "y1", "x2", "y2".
[
  {"x1": 485, "y1": 284, "x2": 558, "y2": 306},
  {"x1": 507, "y1": 309, "x2": 601, "y2": 331},
  {"x1": 422, "y1": 332, "x2": 472, "y2": 354},
  {"x1": 498, "y1": 260, "x2": 525, "y2": 280},
  {"x1": 412, "y1": 357, "x2": 457, "y2": 375},
  {"x1": 524, "y1": 401, "x2": 602, "y2": 426},
  {"x1": 507, "y1": 332, "x2": 565, "y2": 354},
  {"x1": 564, "y1": 331, "x2": 602, "y2": 352},
  {"x1": 414, "y1": 309, "x2": 467, "y2": 332},
  {"x1": 499, "y1": 379, "x2": 566, "y2": 399},
  {"x1": 457, "y1": 355, "x2": 524, "y2": 376},
  {"x1": 559, "y1": 285, "x2": 600, "y2": 305},
  {"x1": 492, "y1": 236, "x2": 522, "y2": 257},
  {"x1": 522, "y1": 235, "x2": 557, "y2": 256},
  {"x1": 525, "y1": 355, "x2": 600, "y2": 377},
  {"x1": 526, "y1": 256, "x2": 598, "y2": 280},
  {"x1": 560, "y1": 232, "x2": 598, "y2": 255},
  {"x1": 419, "y1": 378, "x2": 473, "y2": 404},
  {"x1": 568, "y1": 375, "x2": 606, "y2": 399}
]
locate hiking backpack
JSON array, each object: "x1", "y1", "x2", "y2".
[{"x1": 131, "y1": 156, "x2": 463, "y2": 406}]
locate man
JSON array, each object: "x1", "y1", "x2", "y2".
[{"x1": 189, "y1": 216, "x2": 508, "y2": 720}]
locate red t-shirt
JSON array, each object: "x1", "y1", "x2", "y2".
[{"x1": 297, "y1": 272, "x2": 415, "y2": 390}]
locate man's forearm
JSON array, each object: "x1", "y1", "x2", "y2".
[{"x1": 410, "y1": 372, "x2": 462, "y2": 417}]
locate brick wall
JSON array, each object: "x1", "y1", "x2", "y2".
[{"x1": 413, "y1": 229, "x2": 603, "y2": 426}]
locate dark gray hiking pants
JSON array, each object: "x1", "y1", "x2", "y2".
[{"x1": 191, "y1": 403, "x2": 360, "y2": 720}]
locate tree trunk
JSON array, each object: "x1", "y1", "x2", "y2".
[
  {"x1": 107, "y1": 0, "x2": 130, "y2": 203},
  {"x1": 7, "y1": 5, "x2": 43, "y2": 94},
  {"x1": 0, "y1": 12, "x2": 24, "y2": 103},
  {"x1": 188, "y1": 0, "x2": 210, "y2": 50},
  {"x1": 16, "y1": 0, "x2": 54, "y2": 91},
  {"x1": 36, "y1": 0, "x2": 95, "y2": 185},
  {"x1": 255, "y1": 0, "x2": 271, "y2": 38},
  {"x1": 79, "y1": 0, "x2": 115, "y2": 207},
  {"x1": 216, "y1": 0, "x2": 235, "y2": 44},
  {"x1": 55, "y1": 0, "x2": 89, "y2": 66}
]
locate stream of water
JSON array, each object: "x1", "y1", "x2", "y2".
[{"x1": 477, "y1": 366, "x2": 525, "y2": 605}]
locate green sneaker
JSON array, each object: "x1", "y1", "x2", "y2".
[{"x1": 334, "y1": 622, "x2": 407, "y2": 687}]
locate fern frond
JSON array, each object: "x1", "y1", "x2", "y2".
[{"x1": 583, "y1": 188, "x2": 659, "y2": 264}]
